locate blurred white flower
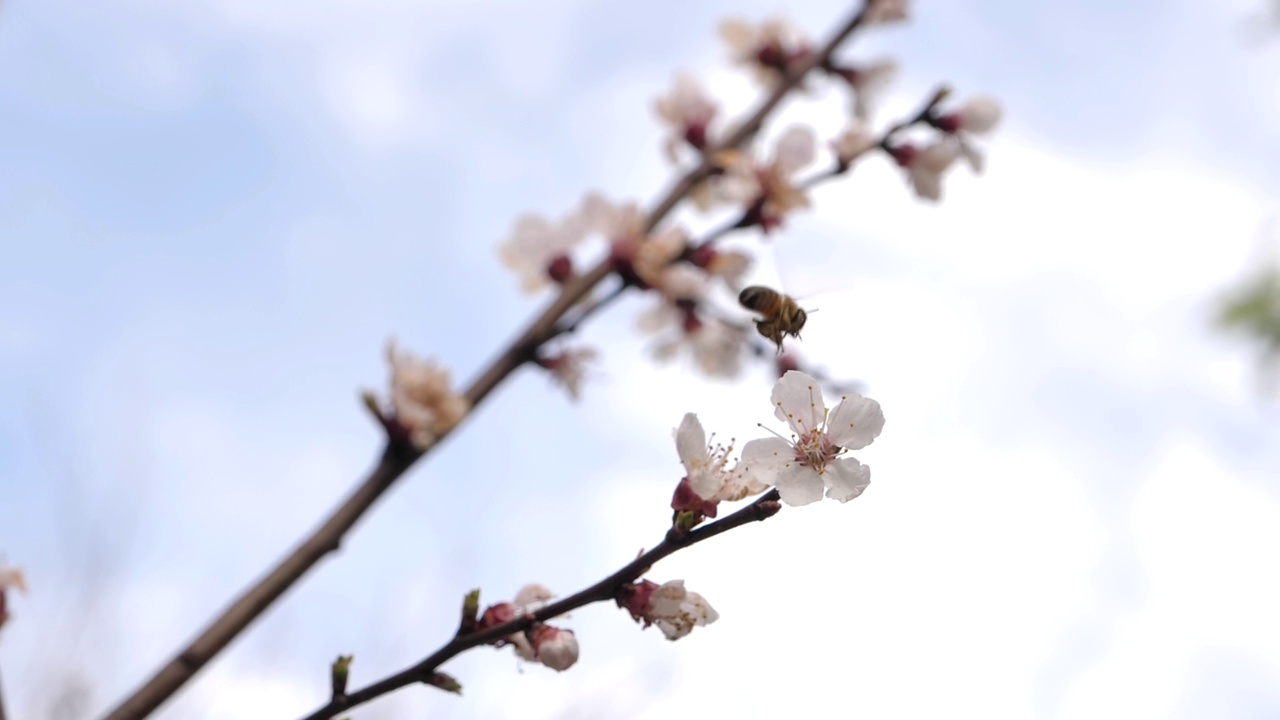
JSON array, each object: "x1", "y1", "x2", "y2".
[
  {"x1": 934, "y1": 94, "x2": 1003, "y2": 173},
  {"x1": 890, "y1": 138, "x2": 963, "y2": 202},
  {"x1": 581, "y1": 192, "x2": 644, "y2": 239},
  {"x1": 498, "y1": 211, "x2": 587, "y2": 294},
  {"x1": 385, "y1": 339, "x2": 470, "y2": 449},
  {"x1": 830, "y1": 58, "x2": 898, "y2": 121},
  {"x1": 537, "y1": 347, "x2": 601, "y2": 401},
  {"x1": 740, "y1": 370, "x2": 884, "y2": 506},
  {"x1": 530, "y1": 626, "x2": 579, "y2": 671},
  {"x1": 514, "y1": 583, "x2": 555, "y2": 612},
  {"x1": 832, "y1": 122, "x2": 879, "y2": 168},
  {"x1": 714, "y1": 125, "x2": 816, "y2": 230},
  {"x1": 652, "y1": 315, "x2": 748, "y2": 379},
  {"x1": 945, "y1": 94, "x2": 1003, "y2": 135},
  {"x1": 864, "y1": 0, "x2": 909, "y2": 26},
  {"x1": 696, "y1": 247, "x2": 753, "y2": 291},
  {"x1": 649, "y1": 580, "x2": 719, "y2": 640},
  {"x1": 654, "y1": 73, "x2": 718, "y2": 163},
  {"x1": 719, "y1": 17, "x2": 812, "y2": 85}
]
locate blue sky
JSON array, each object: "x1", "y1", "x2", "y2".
[{"x1": 3, "y1": 0, "x2": 1280, "y2": 718}]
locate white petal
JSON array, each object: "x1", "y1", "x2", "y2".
[
  {"x1": 825, "y1": 395, "x2": 885, "y2": 450},
  {"x1": 959, "y1": 95, "x2": 1002, "y2": 134},
  {"x1": 739, "y1": 437, "x2": 793, "y2": 486},
  {"x1": 909, "y1": 166, "x2": 944, "y2": 202},
  {"x1": 718, "y1": 18, "x2": 756, "y2": 52},
  {"x1": 774, "y1": 464, "x2": 824, "y2": 506},
  {"x1": 771, "y1": 370, "x2": 825, "y2": 434},
  {"x1": 514, "y1": 583, "x2": 555, "y2": 609},
  {"x1": 772, "y1": 125, "x2": 817, "y2": 176},
  {"x1": 579, "y1": 192, "x2": 617, "y2": 236},
  {"x1": 824, "y1": 457, "x2": 871, "y2": 502},
  {"x1": 675, "y1": 413, "x2": 708, "y2": 468}
]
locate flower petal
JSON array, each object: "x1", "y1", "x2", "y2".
[
  {"x1": 675, "y1": 413, "x2": 708, "y2": 468},
  {"x1": 825, "y1": 394, "x2": 885, "y2": 450},
  {"x1": 774, "y1": 464, "x2": 824, "y2": 506},
  {"x1": 773, "y1": 125, "x2": 817, "y2": 176},
  {"x1": 771, "y1": 370, "x2": 825, "y2": 434},
  {"x1": 824, "y1": 457, "x2": 870, "y2": 502},
  {"x1": 739, "y1": 437, "x2": 792, "y2": 487}
]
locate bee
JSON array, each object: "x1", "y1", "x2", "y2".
[{"x1": 738, "y1": 285, "x2": 808, "y2": 352}]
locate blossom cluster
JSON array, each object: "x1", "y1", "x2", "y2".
[
  {"x1": 676, "y1": 370, "x2": 884, "y2": 509},
  {"x1": 491, "y1": 7, "x2": 1001, "y2": 398},
  {"x1": 378, "y1": 339, "x2": 470, "y2": 451}
]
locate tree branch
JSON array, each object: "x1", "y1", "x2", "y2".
[
  {"x1": 99, "y1": 5, "x2": 872, "y2": 718},
  {"x1": 300, "y1": 490, "x2": 782, "y2": 720}
]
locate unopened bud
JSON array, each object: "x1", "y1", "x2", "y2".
[
  {"x1": 330, "y1": 655, "x2": 354, "y2": 698},
  {"x1": 530, "y1": 625, "x2": 579, "y2": 671}
]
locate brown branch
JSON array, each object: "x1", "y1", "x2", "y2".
[
  {"x1": 98, "y1": 5, "x2": 872, "y2": 719},
  {"x1": 300, "y1": 490, "x2": 782, "y2": 720}
]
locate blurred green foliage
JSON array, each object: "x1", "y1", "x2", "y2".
[{"x1": 1216, "y1": 263, "x2": 1280, "y2": 373}]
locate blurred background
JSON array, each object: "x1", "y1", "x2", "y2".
[{"x1": 3, "y1": 0, "x2": 1280, "y2": 718}]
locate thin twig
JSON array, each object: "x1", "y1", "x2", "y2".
[
  {"x1": 99, "y1": 5, "x2": 872, "y2": 719},
  {"x1": 299, "y1": 490, "x2": 782, "y2": 720}
]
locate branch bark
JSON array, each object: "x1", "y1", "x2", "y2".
[{"x1": 99, "y1": 5, "x2": 872, "y2": 719}]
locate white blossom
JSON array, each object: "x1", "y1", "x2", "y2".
[
  {"x1": 649, "y1": 580, "x2": 719, "y2": 640},
  {"x1": 741, "y1": 370, "x2": 884, "y2": 506},
  {"x1": 538, "y1": 347, "x2": 600, "y2": 401},
  {"x1": 0, "y1": 567, "x2": 25, "y2": 595},
  {"x1": 651, "y1": 316, "x2": 748, "y2": 379},
  {"x1": 530, "y1": 626, "x2": 579, "y2": 671},
  {"x1": 514, "y1": 583, "x2": 555, "y2": 612},
  {"x1": 673, "y1": 414, "x2": 769, "y2": 502},
  {"x1": 713, "y1": 125, "x2": 816, "y2": 228},
  {"x1": 891, "y1": 138, "x2": 963, "y2": 202},
  {"x1": 938, "y1": 95, "x2": 1003, "y2": 173},
  {"x1": 675, "y1": 413, "x2": 735, "y2": 500},
  {"x1": 864, "y1": 0, "x2": 909, "y2": 26},
  {"x1": 498, "y1": 212, "x2": 587, "y2": 294},
  {"x1": 832, "y1": 123, "x2": 879, "y2": 167},
  {"x1": 385, "y1": 339, "x2": 470, "y2": 449},
  {"x1": 847, "y1": 59, "x2": 899, "y2": 121},
  {"x1": 718, "y1": 17, "x2": 810, "y2": 86},
  {"x1": 654, "y1": 73, "x2": 718, "y2": 163}
]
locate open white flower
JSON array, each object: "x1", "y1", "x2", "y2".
[
  {"x1": 650, "y1": 580, "x2": 719, "y2": 640},
  {"x1": 675, "y1": 413, "x2": 735, "y2": 500},
  {"x1": 741, "y1": 370, "x2": 885, "y2": 506},
  {"x1": 714, "y1": 125, "x2": 816, "y2": 230},
  {"x1": 654, "y1": 73, "x2": 718, "y2": 163},
  {"x1": 890, "y1": 138, "x2": 963, "y2": 202},
  {"x1": 719, "y1": 17, "x2": 810, "y2": 86},
  {"x1": 935, "y1": 94, "x2": 1003, "y2": 173},
  {"x1": 674, "y1": 413, "x2": 770, "y2": 502},
  {"x1": 385, "y1": 340, "x2": 470, "y2": 449},
  {"x1": 498, "y1": 212, "x2": 587, "y2": 293}
]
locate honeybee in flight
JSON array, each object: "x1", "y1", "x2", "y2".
[{"x1": 738, "y1": 285, "x2": 808, "y2": 352}]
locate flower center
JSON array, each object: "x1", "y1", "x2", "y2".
[{"x1": 793, "y1": 429, "x2": 838, "y2": 474}]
